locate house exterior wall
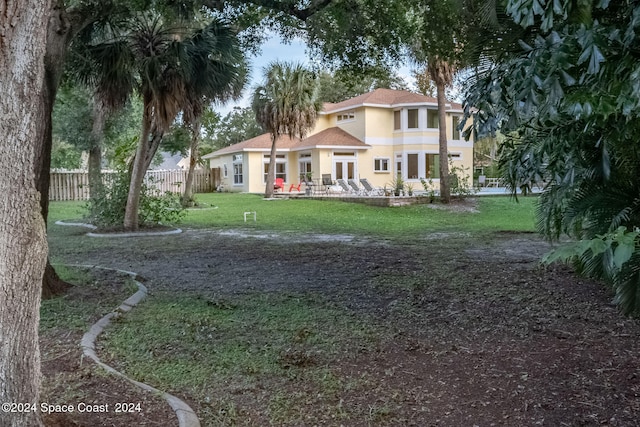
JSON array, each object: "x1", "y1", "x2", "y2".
[{"x1": 207, "y1": 95, "x2": 474, "y2": 194}]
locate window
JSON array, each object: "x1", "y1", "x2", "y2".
[
  {"x1": 232, "y1": 154, "x2": 243, "y2": 184},
  {"x1": 263, "y1": 154, "x2": 287, "y2": 182},
  {"x1": 395, "y1": 154, "x2": 403, "y2": 177},
  {"x1": 452, "y1": 116, "x2": 461, "y2": 140},
  {"x1": 425, "y1": 153, "x2": 440, "y2": 179},
  {"x1": 407, "y1": 109, "x2": 419, "y2": 129},
  {"x1": 407, "y1": 154, "x2": 419, "y2": 179},
  {"x1": 299, "y1": 153, "x2": 312, "y2": 179},
  {"x1": 427, "y1": 109, "x2": 439, "y2": 128},
  {"x1": 223, "y1": 164, "x2": 228, "y2": 178},
  {"x1": 393, "y1": 110, "x2": 401, "y2": 130},
  {"x1": 374, "y1": 158, "x2": 390, "y2": 172},
  {"x1": 337, "y1": 110, "x2": 355, "y2": 122}
]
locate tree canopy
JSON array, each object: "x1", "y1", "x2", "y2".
[
  {"x1": 464, "y1": 1, "x2": 640, "y2": 315},
  {"x1": 252, "y1": 61, "x2": 321, "y2": 197}
]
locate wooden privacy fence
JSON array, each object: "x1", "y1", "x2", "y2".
[{"x1": 49, "y1": 169, "x2": 218, "y2": 201}]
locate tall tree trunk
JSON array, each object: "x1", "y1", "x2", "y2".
[
  {"x1": 142, "y1": 126, "x2": 165, "y2": 172},
  {"x1": 88, "y1": 96, "x2": 106, "y2": 199},
  {"x1": 0, "y1": 2, "x2": 51, "y2": 426},
  {"x1": 124, "y1": 99, "x2": 152, "y2": 231},
  {"x1": 435, "y1": 79, "x2": 451, "y2": 204},
  {"x1": 38, "y1": 2, "x2": 77, "y2": 299},
  {"x1": 264, "y1": 135, "x2": 278, "y2": 198},
  {"x1": 182, "y1": 120, "x2": 201, "y2": 207}
]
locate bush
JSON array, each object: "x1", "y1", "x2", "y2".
[
  {"x1": 87, "y1": 172, "x2": 185, "y2": 229},
  {"x1": 449, "y1": 162, "x2": 476, "y2": 198}
]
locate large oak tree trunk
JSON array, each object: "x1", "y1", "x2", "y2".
[
  {"x1": 37, "y1": 2, "x2": 77, "y2": 299},
  {"x1": 0, "y1": 2, "x2": 52, "y2": 426}
]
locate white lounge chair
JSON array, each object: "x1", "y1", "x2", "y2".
[
  {"x1": 347, "y1": 179, "x2": 365, "y2": 195},
  {"x1": 336, "y1": 179, "x2": 351, "y2": 194},
  {"x1": 359, "y1": 178, "x2": 384, "y2": 196}
]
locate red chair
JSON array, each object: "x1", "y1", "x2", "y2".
[
  {"x1": 274, "y1": 177, "x2": 285, "y2": 192},
  {"x1": 289, "y1": 182, "x2": 302, "y2": 192}
]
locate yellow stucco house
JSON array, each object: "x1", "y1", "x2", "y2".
[{"x1": 203, "y1": 88, "x2": 473, "y2": 193}]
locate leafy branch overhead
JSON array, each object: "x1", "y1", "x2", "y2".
[{"x1": 464, "y1": 1, "x2": 640, "y2": 315}]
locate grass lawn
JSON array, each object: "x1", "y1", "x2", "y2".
[
  {"x1": 51, "y1": 193, "x2": 623, "y2": 427},
  {"x1": 49, "y1": 193, "x2": 537, "y2": 239}
]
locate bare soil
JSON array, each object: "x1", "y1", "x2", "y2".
[{"x1": 44, "y1": 225, "x2": 640, "y2": 426}]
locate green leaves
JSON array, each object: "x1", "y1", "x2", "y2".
[
  {"x1": 543, "y1": 227, "x2": 639, "y2": 269},
  {"x1": 465, "y1": 1, "x2": 640, "y2": 315},
  {"x1": 576, "y1": 27, "x2": 605, "y2": 74}
]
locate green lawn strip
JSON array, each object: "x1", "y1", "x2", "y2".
[
  {"x1": 184, "y1": 193, "x2": 537, "y2": 237},
  {"x1": 40, "y1": 265, "x2": 137, "y2": 332},
  {"x1": 48, "y1": 194, "x2": 537, "y2": 239},
  {"x1": 47, "y1": 201, "x2": 88, "y2": 225},
  {"x1": 99, "y1": 292, "x2": 387, "y2": 424}
]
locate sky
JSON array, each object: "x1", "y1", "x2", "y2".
[
  {"x1": 218, "y1": 34, "x2": 310, "y2": 115},
  {"x1": 218, "y1": 33, "x2": 415, "y2": 116}
]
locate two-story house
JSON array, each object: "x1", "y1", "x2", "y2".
[{"x1": 203, "y1": 88, "x2": 473, "y2": 193}]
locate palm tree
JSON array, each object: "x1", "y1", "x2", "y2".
[
  {"x1": 180, "y1": 24, "x2": 247, "y2": 207},
  {"x1": 82, "y1": 13, "x2": 245, "y2": 230},
  {"x1": 252, "y1": 61, "x2": 321, "y2": 198},
  {"x1": 67, "y1": 21, "x2": 135, "y2": 199},
  {"x1": 409, "y1": 0, "x2": 465, "y2": 204}
]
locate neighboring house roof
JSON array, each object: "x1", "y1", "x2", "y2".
[
  {"x1": 203, "y1": 127, "x2": 369, "y2": 159},
  {"x1": 151, "y1": 152, "x2": 185, "y2": 170},
  {"x1": 323, "y1": 88, "x2": 463, "y2": 113}
]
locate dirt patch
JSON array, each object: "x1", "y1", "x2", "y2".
[{"x1": 46, "y1": 228, "x2": 640, "y2": 426}]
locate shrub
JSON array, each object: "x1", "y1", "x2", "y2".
[{"x1": 87, "y1": 171, "x2": 185, "y2": 229}]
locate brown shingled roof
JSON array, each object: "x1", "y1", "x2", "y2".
[
  {"x1": 296, "y1": 127, "x2": 369, "y2": 149},
  {"x1": 204, "y1": 127, "x2": 368, "y2": 158},
  {"x1": 203, "y1": 133, "x2": 300, "y2": 157},
  {"x1": 323, "y1": 88, "x2": 434, "y2": 111},
  {"x1": 323, "y1": 88, "x2": 463, "y2": 112}
]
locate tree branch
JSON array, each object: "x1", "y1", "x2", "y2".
[{"x1": 202, "y1": 0, "x2": 335, "y2": 21}]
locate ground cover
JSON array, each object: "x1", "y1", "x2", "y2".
[
  {"x1": 39, "y1": 266, "x2": 174, "y2": 426},
  {"x1": 44, "y1": 195, "x2": 640, "y2": 426}
]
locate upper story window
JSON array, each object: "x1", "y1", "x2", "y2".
[
  {"x1": 407, "y1": 109, "x2": 419, "y2": 129},
  {"x1": 452, "y1": 116, "x2": 461, "y2": 140},
  {"x1": 393, "y1": 110, "x2": 401, "y2": 130},
  {"x1": 337, "y1": 110, "x2": 355, "y2": 122},
  {"x1": 427, "y1": 109, "x2": 439, "y2": 128}
]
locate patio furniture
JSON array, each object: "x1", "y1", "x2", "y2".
[
  {"x1": 321, "y1": 174, "x2": 333, "y2": 194},
  {"x1": 288, "y1": 182, "x2": 302, "y2": 192},
  {"x1": 274, "y1": 177, "x2": 285, "y2": 192},
  {"x1": 336, "y1": 179, "x2": 351, "y2": 193},
  {"x1": 359, "y1": 178, "x2": 384, "y2": 196},
  {"x1": 347, "y1": 179, "x2": 365, "y2": 195},
  {"x1": 302, "y1": 175, "x2": 316, "y2": 195}
]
